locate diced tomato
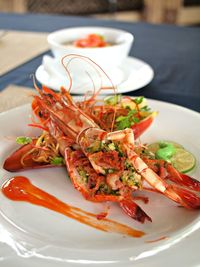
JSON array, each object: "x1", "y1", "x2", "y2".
[{"x1": 74, "y1": 34, "x2": 107, "y2": 48}]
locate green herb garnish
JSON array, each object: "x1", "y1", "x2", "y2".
[
  {"x1": 116, "y1": 110, "x2": 139, "y2": 130},
  {"x1": 124, "y1": 159, "x2": 132, "y2": 169},
  {"x1": 50, "y1": 156, "x2": 64, "y2": 165},
  {"x1": 16, "y1": 136, "x2": 32, "y2": 145},
  {"x1": 104, "y1": 95, "x2": 121, "y2": 106},
  {"x1": 134, "y1": 96, "x2": 144, "y2": 105},
  {"x1": 140, "y1": 105, "x2": 151, "y2": 112}
]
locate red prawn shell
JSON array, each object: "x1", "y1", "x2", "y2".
[
  {"x1": 3, "y1": 140, "x2": 59, "y2": 172},
  {"x1": 131, "y1": 112, "x2": 156, "y2": 139}
]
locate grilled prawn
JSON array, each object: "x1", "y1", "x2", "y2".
[
  {"x1": 31, "y1": 86, "x2": 200, "y2": 212},
  {"x1": 3, "y1": 55, "x2": 200, "y2": 222}
]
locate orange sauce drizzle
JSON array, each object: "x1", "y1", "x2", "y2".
[
  {"x1": 1, "y1": 176, "x2": 145, "y2": 238},
  {"x1": 146, "y1": 236, "x2": 167, "y2": 243}
]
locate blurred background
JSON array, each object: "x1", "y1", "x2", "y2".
[{"x1": 0, "y1": 0, "x2": 200, "y2": 26}]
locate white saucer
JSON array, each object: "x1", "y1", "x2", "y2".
[{"x1": 35, "y1": 56, "x2": 154, "y2": 94}]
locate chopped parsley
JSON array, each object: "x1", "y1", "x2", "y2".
[
  {"x1": 77, "y1": 168, "x2": 89, "y2": 183},
  {"x1": 121, "y1": 159, "x2": 142, "y2": 188},
  {"x1": 124, "y1": 159, "x2": 132, "y2": 169}
]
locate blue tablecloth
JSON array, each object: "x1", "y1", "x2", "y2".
[{"x1": 0, "y1": 12, "x2": 200, "y2": 111}]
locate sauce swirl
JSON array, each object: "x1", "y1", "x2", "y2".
[
  {"x1": 1, "y1": 176, "x2": 145, "y2": 238},
  {"x1": 146, "y1": 236, "x2": 167, "y2": 243}
]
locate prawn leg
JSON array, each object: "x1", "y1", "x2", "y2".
[
  {"x1": 143, "y1": 158, "x2": 200, "y2": 192},
  {"x1": 166, "y1": 164, "x2": 200, "y2": 192},
  {"x1": 127, "y1": 148, "x2": 200, "y2": 209}
]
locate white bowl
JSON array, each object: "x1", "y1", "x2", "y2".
[{"x1": 47, "y1": 27, "x2": 134, "y2": 70}]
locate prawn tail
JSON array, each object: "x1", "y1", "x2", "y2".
[{"x1": 120, "y1": 198, "x2": 152, "y2": 223}]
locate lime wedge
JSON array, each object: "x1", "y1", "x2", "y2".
[
  {"x1": 147, "y1": 141, "x2": 196, "y2": 173},
  {"x1": 170, "y1": 148, "x2": 196, "y2": 173}
]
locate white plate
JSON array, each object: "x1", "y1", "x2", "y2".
[
  {"x1": 35, "y1": 56, "x2": 154, "y2": 94},
  {"x1": 0, "y1": 99, "x2": 200, "y2": 267}
]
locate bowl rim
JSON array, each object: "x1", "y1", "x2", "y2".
[{"x1": 47, "y1": 26, "x2": 134, "y2": 51}]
